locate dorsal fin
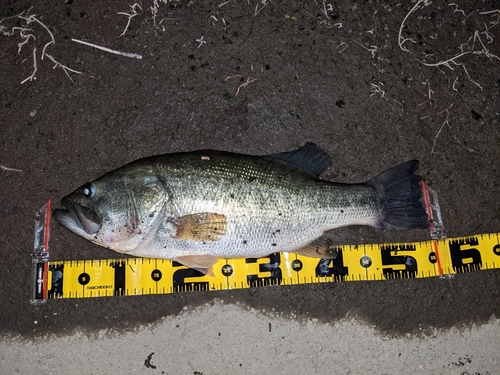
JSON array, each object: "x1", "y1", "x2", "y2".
[{"x1": 267, "y1": 142, "x2": 332, "y2": 177}]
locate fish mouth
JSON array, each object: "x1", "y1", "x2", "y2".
[{"x1": 53, "y1": 196, "x2": 102, "y2": 235}]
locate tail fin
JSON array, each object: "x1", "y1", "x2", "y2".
[{"x1": 366, "y1": 160, "x2": 429, "y2": 230}]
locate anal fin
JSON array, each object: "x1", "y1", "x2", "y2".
[
  {"x1": 290, "y1": 234, "x2": 339, "y2": 259},
  {"x1": 175, "y1": 254, "x2": 218, "y2": 277}
]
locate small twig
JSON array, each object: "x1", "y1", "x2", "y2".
[
  {"x1": 0, "y1": 13, "x2": 25, "y2": 29},
  {"x1": 2, "y1": 25, "x2": 31, "y2": 37},
  {"x1": 19, "y1": 14, "x2": 55, "y2": 59},
  {"x1": 1, "y1": 165, "x2": 23, "y2": 172},
  {"x1": 17, "y1": 30, "x2": 35, "y2": 54},
  {"x1": 421, "y1": 80, "x2": 434, "y2": 99},
  {"x1": 398, "y1": 0, "x2": 424, "y2": 52},
  {"x1": 460, "y1": 64, "x2": 483, "y2": 92},
  {"x1": 478, "y1": 9, "x2": 500, "y2": 15},
  {"x1": 369, "y1": 82, "x2": 388, "y2": 101},
  {"x1": 45, "y1": 53, "x2": 85, "y2": 83},
  {"x1": 235, "y1": 76, "x2": 257, "y2": 96},
  {"x1": 4, "y1": 12, "x2": 83, "y2": 83},
  {"x1": 417, "y1": 100, "x2": 431, "y2": 108},
  {"x1": 416, "y1": 51, "x2": 471, "y2": 70},
  {"x1": 21, "y1": 47, "x2": 37, "y2": 84},
  {"x1": 151, "y1": 0, "x2": 159, "y2": 27},
  {"x1": 314, "y1": 0, "x2": 330, "y2": 20},
  {"x1": 462, "y1": 11, "x2": 475, "y2": 24},
  {"x1": 473, "y1": 30, "x2": 499, "y2": 61},
  {"x1": 448, "y1": 3, "x2": 465, "y2": 16},
  {"x1": 431, "y1": 104, "x2": 453, "y2": 154},
  {"x1": 254, "y1": 1, "x2": 268, "y2": 17},
  {"x1": 118, "y1": 3, "x2": 142, "y2": 37},
  {"x1": 336, "y1": 41, "x2": 348, "y2": 53},
  {"x1": 224, "y1": 74, "x2": 242, "y2": 81},
  {"x1": 71, "y1": 38, "x2": 142, "y2": 59},
  {"x1": 196, "y1": 36, "x2": 206, "y2": 48},
  {"x1": 354, "y1": 40, "x2": 377, "y2": 58}
]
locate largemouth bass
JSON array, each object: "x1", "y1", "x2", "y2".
[{"x1": 53, "y1": 143, "x2": 429, "y2": 275}]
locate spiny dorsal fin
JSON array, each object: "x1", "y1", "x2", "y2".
[
  {"x1": 173, "y1": 212, "x2": 227, "y2": 242},
  {"x1": 267, "y1": 142, "x2": 332, "y2": 177},
  {"x1": 290, "y1": 233, "x2": 339, "y2": 258}
]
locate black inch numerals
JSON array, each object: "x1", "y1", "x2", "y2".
[
  {"x1": 449, "y1": 238, "x2": 482, "y2": 273},
  {"x1": 172, "y1": 262, "x2": 209, "y2": 292},
  {"x1": 48, "y1": 264, "x2": 64, "y2": 298},
  {"x1": 246, "y1": 253, "x2": 282, "y2": 287},
  {"x1": 381, "y1": 245, "x2": 418, "y2": 279},
  {"x1": 110, "y1": 261, "x2": 126, "y2": 296},
  {"x1": 315, "y1": 248, "x2": 348, "y2": 281}
]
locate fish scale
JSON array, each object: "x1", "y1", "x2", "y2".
[
  {"x1": 53, "y1": 144, "x2": 429, "y2": 275},
  {"x1": 153, "y1": 153, "x2": 374, "y2": 256}
]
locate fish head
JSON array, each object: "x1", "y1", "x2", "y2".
[
  {"x1": 53, "y1": 181, "x2": 104, "y2": 238},
  {"x1": 53, "y1": 171, "x2": 171, "y2": 253}
]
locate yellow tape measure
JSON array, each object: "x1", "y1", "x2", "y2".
[
  {"x1": 36, "y1": 233, "x2": 499, "y2": 300},
  {"x1": 30, "y1": 188, "x2": 500, "y2": 303}
]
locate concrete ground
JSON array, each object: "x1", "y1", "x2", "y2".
[{"x1": 1, "y1": 301, "x2": 499, "y2": 374}]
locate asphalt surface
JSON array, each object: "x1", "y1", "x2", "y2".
[{"x1": 1, "y1": 1, "x2": 499, "y2": 374}]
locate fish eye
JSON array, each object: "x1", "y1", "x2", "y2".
[{"x1": 82, "y1": 183, "x2": 96, "y2": 198}]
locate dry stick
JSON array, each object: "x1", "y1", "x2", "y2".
[
  {"x1": 71, "y1": 38, "x2": 142, "y2": 59},
  {"x1": 416, "y1": 51, "x2": 471, "y2": 70},
  {"x1": 460, "y1": 64, "x2": 483, "y2": 92},
  {"x1": 118, "y1": 3, "x2": 142, "y2": 37},
  {"x1": 18, "y1": 15, "x2": 55, "y2": 59},
  {"x1": 118, "y1": 12, "x2": 138, "y2": 37},
  {"x1": 424, "y1": 80, "x2": 434, "y2": 99},
  {"x1": 2, "y1": 26, "x2": 31, "y2": 37},
  {"x1": 151, "y1": 0, "x2": 160, "y2": 27},
  {"x1": 254, "y1": 2, "x2": 267, "y2": 16},
  {"x1": 448, "y1": 3, "x2": 465, "y2": 16},
  {"x1": 416, "y1": 11, "x2": 500, "y2": 94},
  {"x1": 0, "y1": 13, "x2": 24, "y2": 28},
  {"x1": 431, "y1": 104, "x2": 453, "y2": 155},
  {"x1": 369, "y1": 83, "x2": 388, "y2": 101},
  {"x1": 398, "y1": 0, "x2": 424, "y2": 52},
  {"x1": 45, "y1": 53, "x2": 85, "y2": 83},
  {"x1": 0, "y1": 165, "x2": 23, "y2": 172},
  {"x1": 235, "y1": 76, "x2": 257, "y2": 96},
  {"x1": 474, "y1": 30, "x2": 500, "y2": 61},
  {"x1": 416, "y1": 28, "x2": 499, "y2": 69},
  {"x1": 17, "y1": 30, "x2": 35, "y2": 53},
  {"x1": 314, "y1": 0, "x2": 330, "y2": 20},
  {"x1": 21, "y1": 47, "x2": 37, "y2": 84},
  {"x1": 224, "y1": 74, "x2": 242, "y2": 81},
  {"x1": 13, "y1": 14, "x2": 83, "y2": 82},
  {"x1": 354, "y1": 40, "x2": 377, "y2": 58},
  {"x1": 417, "y1": 50, "x2": 491, "y2": 93}
]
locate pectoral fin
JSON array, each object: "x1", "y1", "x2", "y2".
[
  {"x1": 173, "y1": 212, "x2": 227, "y2": 242},
  {"x1": 175, "y1": 254, "x2": 218, "y2": 276},
  {"x1": 291, "y1": 234, "x2": 339, "y2": 259}
]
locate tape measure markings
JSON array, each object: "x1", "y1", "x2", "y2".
[{"x1": 39, "y1": 232, "x2": 500, "y2": 300}]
